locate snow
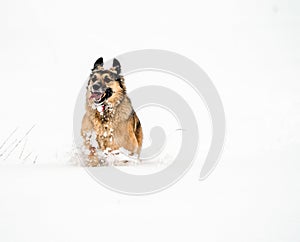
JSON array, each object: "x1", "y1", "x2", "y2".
[{"x1": 0, "y1": 0, "x2": 300, "y2": 241}]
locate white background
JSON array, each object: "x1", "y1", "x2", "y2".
[{"x1": 0, "y1": 0, "x2": 300, "y2": 241}]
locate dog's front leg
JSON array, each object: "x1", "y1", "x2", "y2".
[{"x1": 81, "y1": 130, "x2": 101, "y2": 167}]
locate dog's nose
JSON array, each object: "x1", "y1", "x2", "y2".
[{"x1": 93, "y1": 84, "x2": 100, "y2": 91}]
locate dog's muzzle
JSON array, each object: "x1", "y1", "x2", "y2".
[{"x1": 90, "y1": 88, "x2": 113, "y2": 104}]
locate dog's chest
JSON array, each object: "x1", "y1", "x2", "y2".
[
  {"x1": 95, "y1": 104, "x2": 115, "y2": 123},
  {"x1": 91, "y1": 105, "x2": 118, "y2": 150}
]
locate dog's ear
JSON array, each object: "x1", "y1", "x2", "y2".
[
  {"x1": 92, "y1": 57, "x2": 104, "y2": 71},
  {"x1": 112, "y1": 58, "x2": 121, "y2": 75}
]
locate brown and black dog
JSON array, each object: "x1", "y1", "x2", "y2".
[{"x1": 81, "y1": 57, "x2": 143, "y2": 166}]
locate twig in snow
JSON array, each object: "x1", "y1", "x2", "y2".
[
  {"x1": 19, "y1": 138, "x2": 28, "y2": 159},
  {"x1": 0, "y1": 127, "x2": 18, "y2": 151},
  {"x1": 0, "y1": 139, "x2": 17, "y2": 158},
  {"x1": 33, "y1": 155, "x2": 38, "y2": 164},
  {"x1": 4, "y1": 124, "x2": 36, "y2": 161},
  {"x1": 23, "y1": 152, "x2": 32, "y2": 161}
]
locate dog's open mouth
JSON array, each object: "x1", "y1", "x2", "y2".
[
  {"x1": 90, "y1": 88, "x2": 113, "y2": 104},
  {"x1": 90, "y1": 91, "x2": 105, "y2": 104}
]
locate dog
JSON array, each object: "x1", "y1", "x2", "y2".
[{"x1": 81, "y1": 57, "x2": 143, "y2": 166}]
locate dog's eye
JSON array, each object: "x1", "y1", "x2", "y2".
[
  {"x1": 104, "y1": 76, "x2": 111, "y2": 83},
  {"x1": 91, "y1": 75, "x2": 97, "y2": 82},
  {"x1": 110, "y1": 73, "x2": 117, "y2": 79}
]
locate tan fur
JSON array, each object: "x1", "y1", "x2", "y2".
[{"x1": 81, "y1": 64, "x2": 143, "y2": 166}]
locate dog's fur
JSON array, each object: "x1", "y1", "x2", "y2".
[{"x1": 81, "y1": 57, "x2": 143, "y2": 166}]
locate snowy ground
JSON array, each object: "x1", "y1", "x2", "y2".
[{"x1": 1, "y1": 0, "x2": 300, "y2": 241}]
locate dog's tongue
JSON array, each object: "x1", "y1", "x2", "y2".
[{"x1": 90, "y1": 93, "x2": 101, "y2": 99}]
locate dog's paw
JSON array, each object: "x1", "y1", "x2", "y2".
[
  {"x1": 113, "y1": 160, "x2": 129, "y2": 166},
  {"x1": 113, "y1": 152, "x2": 141, "y2": 166},
  {"x1": 84, "y1": 154, "x2": 107, "y2": 167},
  {"x1": 86, "y1": 159, "x2": 100, "y2": 167}
]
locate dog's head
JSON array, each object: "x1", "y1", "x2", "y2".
[{"x1": 86, "y1": 57, "x2": 126, "y2": 106}]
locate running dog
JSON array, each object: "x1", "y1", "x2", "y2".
[{"x1": 81, "y1": 57, "x2": 143, "y2": 166}]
